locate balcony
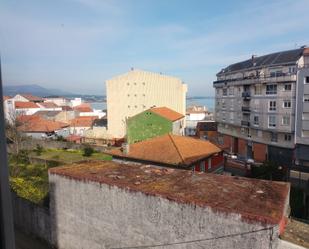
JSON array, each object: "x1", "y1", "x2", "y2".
[
  {"x1": 241, "y1": 106, "x2": 251, "y2": 113},
  {"x1": 241, "y1": 120, "x2": 250, "y2": 127},
  {"x1": 242, "y1": 92, "x2": 251, "y2": 100}
]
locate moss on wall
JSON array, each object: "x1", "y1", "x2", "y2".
[{"x1": 127, "y1": 111, "x2": 172, "y2": 144}]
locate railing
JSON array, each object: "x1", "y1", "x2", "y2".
[
  {"x1": 241, "y1": 106, "x2": 250, "y2": 112},
  {"x1": 242, "y1": 92, "x2": 251, "y2": 99},
  {"x1": 241, "y1": 120, "x2": 250, "y2": 127},
  {"x1": 213, "y1": 73, "x2": 297, "y2": 85}
]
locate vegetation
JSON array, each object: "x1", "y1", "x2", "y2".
[
  {"x1": 8, "y1": 146, "x2": 112, "y2": 205},
  {"x1": 83, "y1": 146, "x2": 94, "y2": 157},
  {"x1": 250, "y1": 160, "x2": 286, "y2": 181}
]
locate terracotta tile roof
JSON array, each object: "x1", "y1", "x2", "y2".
[
  {"x1": 66, "y1": 135, "x2": 83, "y2": 142},
  {"x1": 18, "y1": 117, "x2": 69, "y2": 132},
  {"x1": 150, "y1": 107, "x2": 184, "y2": 121},
  {"x1": 20, "y1": 94, "x2": 44, "y2": 102},
  {"x1": 62, "y1": 106, "x2": 73, "y2": 111},
  {"x1": 16, "y1": 115, "x2": 41, "y2": 123},
  {"x1": 15, "y1": 101, "x2": 39, "y2": 109},
  {"x1": 49, "y1": 161, "x2": 290, "y2": 226},
  {"x1": 70, "y1": 116, "x2": 98, "y2": 127},
  {"x1": 108, "y1": 134, "x2": 222, "y2": 167},
  {"x1": 38, "y1": 102, "x2": 59, "y2": 108},
  {"x1": 73, "y1": 103, "x2": 93, "y2": 112}
]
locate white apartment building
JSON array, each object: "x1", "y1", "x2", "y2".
[
  {"x1": 106, "y1": 69, "x2": 187, "y2": 138},
  {"x1": 213, "y1": 47, "x2": 309, "y2": 172}
]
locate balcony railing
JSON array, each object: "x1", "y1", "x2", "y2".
[
  {"x1": 241, "y1": 106, "x2": 250, "y2": 112},
  {"x1": 241, "y1": 120, "x2": 250, "y2": 127},
  {"x1": 213, "y1": 73, "x2": 297, "y2": 85},
  {"x1": 242, "y1": 92, "x2": 251, "y2": 100}
]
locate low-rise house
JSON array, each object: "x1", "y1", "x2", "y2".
[
  {"x1": 14, "y1": 101, "x2": 41, "y2": 116},
  {"x1": 69, "y1": 116, "x2": 98, "y2": 136},
  {"x1": 34, "y1": 110, "x2": 78, "y2": 123},
  {"x1": 44, "y1": 96, "x2": 70, "y2": 107},
  {"x1": 12, "y1": 94, "x2": 44, "y2": 103},
  {"x1": 73, "y1": 103, "x2": 93, "y2": 113},
  {"x1": 49, "y1": 160, "x2": 290, "y2": 249},
  {"x1": 127, "y1": 107, "x2": 185, "y2": 144},
  {"x1": 108, "y1": 133, "x2": 224, "y2": 173},
  {"x1": 17, "y1": 116, "x2": 69, "y2": 139},
  {"x1": 196, "y1": 121, "x2": 218, "y2": 141},
  {"x1": 186, "y1": 105, "x2": 213, "y2": 136},
  {"x1": 37, "y1": 102, "x2": 62, "y2": 111}
]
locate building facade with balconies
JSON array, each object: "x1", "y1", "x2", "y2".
[{"x1": 213, "y1": 47, "x2": 309, "y2": 172}]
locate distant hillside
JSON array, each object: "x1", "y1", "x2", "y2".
[{"x1": 3, "y1": 84, "x2": 73, "y2": 97}]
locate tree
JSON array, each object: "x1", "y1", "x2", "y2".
[{"x1": 83, "y1": 146, "x2": 94, "y2": 157}]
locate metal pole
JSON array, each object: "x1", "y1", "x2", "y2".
[{"x1": 0, "y1": 57, "x2": 16, "y2": 248}]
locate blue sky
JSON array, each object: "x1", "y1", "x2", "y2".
[{"x1": 1, "y1": 0, "x2": 309, "y2": 96}]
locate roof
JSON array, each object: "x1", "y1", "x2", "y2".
[
  {"x1": 38, "y1": 102, "x2": 59, "y2": 108},
  {"x1": 73, "y1": 103, "x2": 93, "y2": 112},
  {"x1": 49, "y1": 161, "x2": 290, "y2": 226},
  {"x1": 3, "y1": 96, "x2": 11, "y2": 101},
  {"x1": 196, "y1": 121, "x2": 218, "y2": 131},
  {"x1": 15, "y1": 101, "x2": 39, "y2": 109},
  {"x1": 218, "y1": 48, "x2": 304, "y2": 75},
  {"x1": 16, "y1": 115, "x2": 40, "y2": 123},
  {"x1": 70, "y1": 116, "x2": 98, "y2": 127},
  {"x1": 66, "y1": 134, "x2": 83, "y2": 142},
  {"x1": 108, "y1": 134, "x2": 222, "y2": 167},
  {"x1": 20, "y1": 94, "x2": 44, "y2": 102},
  {"x1": 149, "y1": 107, "x2": 184, "y2": 122},
  {"x1": 18, "y1": 117, "x2": 69, "y2": 132},
  {"x1": 61, "y1": 106, "x2": 73, "y2": 111},
  {"x1": 34, "y1": 110, "x2": 62, "y2": 118},
  {"x1": 280, "y1": 219, "x2": 309, "y2": 248}
]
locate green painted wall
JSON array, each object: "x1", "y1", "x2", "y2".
[{"x1": 127, "y1": 111, "x2": 172, "y2": 144}]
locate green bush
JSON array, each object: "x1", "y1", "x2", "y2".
[
  {"x1": 83, "y1": 146, "x2": 94, "y2": 157},
  {"x1": 35, "y1": 144, "x2": 44, "y2": 156}
]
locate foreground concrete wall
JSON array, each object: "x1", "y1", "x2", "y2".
[
  {"x1": 11, "y1": 191, "x2": 51, "y2": 243},
  {"x1": 50, "y1": 174, "x2": 280, "y2": 249}
]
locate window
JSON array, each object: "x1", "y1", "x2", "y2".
[
  {"x1": 284, "y1": 134, "x2": 292, "y2": 141},
  {"x1": 229, "y1": 87, "x2": 234, "y2": 96},
  {"x1": 230, "y1": 112, "x2": 234, "y2": 121},
  {"x1": 266, "y1": 84, "x2": 277, "y2": 95},
  {"x1": 222, "y1": 100, "x2": 226, "y2": 109},
  {"x1": 282, "y1": 115, "x2": 290, "y2": 126},
  {"x1": 289, "y1": 67, "x2": 296, "y2": 74},
  {"x1": 284, "y1": 84, "x2": 291, "y2": 91},
  {"x1": 269, "y1": 101, "x2": 276, "y2": 111},
  {"x1": 216, "y1": 89, "x2": 220, "y2": 95},
  {"x1": 268, "y1": 115, "x2": 276, "y2": 128},
  {"x1": 305, "y1": 76, "x2": 309, "y2": 84},
  {"x1": 222, "y1": 113, "x2": 226, "y2": 121},
  {"x1": 254, "y1": 85, "x2": 262, "y2": 95},
  {"x1": 304, "y1": 95, "x2": 309, "y2": 102},
  {"x1": 223, "y1": 88, "x2": 227, "y2": 96},
  {"x1": 270, "y1": 132, "x2": 278, "y2": 142},
  {"x1": 127, "y1": 82, "x2": 130, "y2": 85},
  {"x1": 127, "y1": 94, "x2": 130, "y2": 97},
  {"x1": 142, "y1": 82, "x2": 145, "y2": 85},
  {"x1": 253, "y1": 116, "x2": 259, "y2": 126},
  {"x1": 283, "y1": 100, "x2": 291, "y2": 108}
]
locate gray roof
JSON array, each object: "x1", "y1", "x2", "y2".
[
  {"x1": 218, "y1": 48, "x2": 304, "y2": 75},
  {"x1": 34, "y1": 110, "x2": 61, "y2": 118}
]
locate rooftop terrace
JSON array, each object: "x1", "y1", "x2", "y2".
[{"x1": 49, "y1": 161, "x2": 290, "y2": 227}]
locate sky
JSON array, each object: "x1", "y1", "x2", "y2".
[{"x1": 1, "y1": 0, "x2": 309, "y2": 96}]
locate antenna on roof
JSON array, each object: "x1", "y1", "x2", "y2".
[{"x1": 131, "y1": 67, "x2": 134, "y2": 71}]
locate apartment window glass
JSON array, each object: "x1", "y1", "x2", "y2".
[
  {"x1": 284, "y1": 84, "x2": 291, "y2": 91},
  {"x1": 254, "y1": 85, "x2": 262, "y2": 95},
  {"x1": 253, "y1": 116, "x2": 259, "y2": 126},
  {"x1": 230, "y1": 112, "x2": 234, "y2": 121},
  {"x1": 222, "y1": 113, "x2": 226, "y2": 121},
  {"x1": 283, "y1": 100, "x2": 291, "y2": 108},
  {"x1": 229, "y1": 87, "x2": 234, "y2": 96},
  {"x1": 269, "y1": 101, "x2": 276, "y2": 111},
  {"x1": 216, "y1": 89, "x2": 220, "y2": 95},
  {"x1": 284, "y1": 134, "x2": 292, "y2": 141},
  {"x1": 223, "y1": 88, "x2": 227, "y2": 96},
  {"x1": 270, "y1": 132, "x2": 278, "y2": 142},
  {"x1": 305, "y1": 76, "x2": 309, "y2": 84},
  {"x1": 268, "y1": 115, "x2": 276, "y2": 128},
  {"x1": 304, "y1": 94, "x2": 309, "y2": 102},
  {"x1": 282, "y1": 115, "x2": 290, "y2": 126},
  {"x1": 289, "y1": 67, "x2": 296, "y2": 74},
  {"x1": 266, "y1": 84, "x2": 277, "y2": 95},
  {"x1": 222, "y1": 100, "x2": 226, "y2": 109}
]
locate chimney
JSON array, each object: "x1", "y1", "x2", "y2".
[{"x1": 251, "y1": 55, "x2": 257, "y2": 66}]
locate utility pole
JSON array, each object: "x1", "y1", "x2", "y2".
[{"x1": 0, "y1": 57, "x2": 16, "y2": 248}]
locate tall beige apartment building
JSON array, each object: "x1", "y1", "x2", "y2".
[{"x1": 106, "y1": 69, "x2": 187, "y2": 138}]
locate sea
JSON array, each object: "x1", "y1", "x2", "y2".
[{"x1": 90, "y1": 97, "x2": 215, "y2": 112}]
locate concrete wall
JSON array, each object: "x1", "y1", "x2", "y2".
[
  {"x1": 106, "y1": 69, "x2": 187, "y2": 138},
  {"x1": 49, "y1": 174, "x2": 281, "y2": 249},
  {"x1": 11, "y1": 191, "x2": 51, "y2": 244}
]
